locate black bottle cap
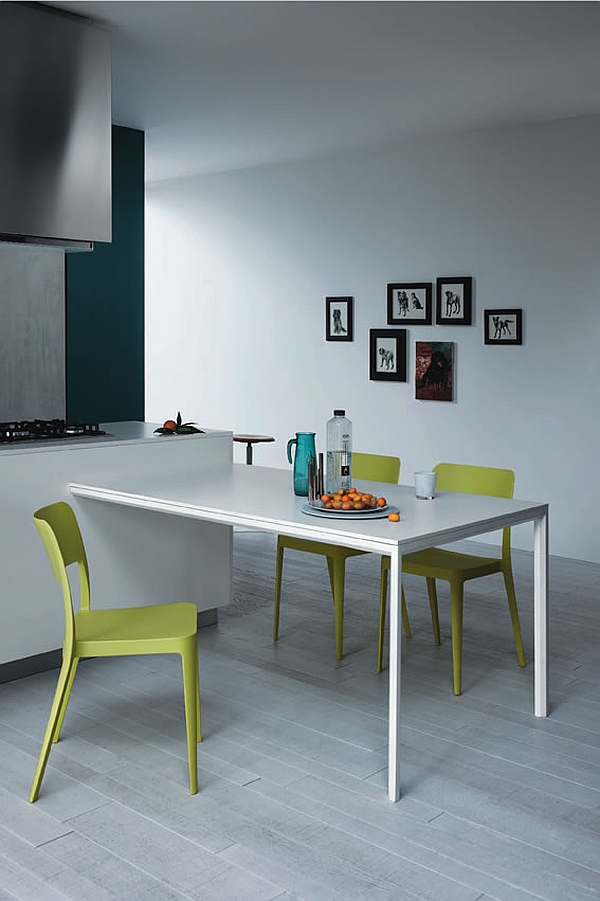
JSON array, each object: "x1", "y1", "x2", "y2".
[{"x1": 333, "y1": 409, "x2": 345, "y2": 416}]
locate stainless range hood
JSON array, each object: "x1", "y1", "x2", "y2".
[{"x1": 0, "y1": 2, "x2": 112, "y2": 251}]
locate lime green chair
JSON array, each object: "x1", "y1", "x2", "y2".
[
  {"x1": 274, "y1": 452, "x2": 411, "y2": 660},
  {"x1": 29, "y1": 502, "x2": 201, "y2": 802},
  {"x1": 377, "y1": 463, "x2": 526, "y2": 695}
]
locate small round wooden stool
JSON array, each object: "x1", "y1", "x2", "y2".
[{"x1": 233, "y1": 434, "x2": 275, "y2": 465}]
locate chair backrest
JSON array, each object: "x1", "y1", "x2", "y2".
[
  {"x1": 34, "y1": 503, "x2": 91, "y2": 650},
  {"x1": 434, "y1": 463, "x2": 514, "y2": 499},
  {"x1": 434, "y1": 463, "x2": 515, "y2": 561},
  {"x1": 353, "y1": 452, "x2": 400, "y2": 485}
]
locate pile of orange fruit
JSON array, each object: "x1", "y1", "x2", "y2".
[{"x1": 320, "y1": 487, "x2": 387, "y2": 511}]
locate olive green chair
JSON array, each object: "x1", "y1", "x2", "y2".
[
  {"x1": 377, "y1": 463, "x2": 526, "y2": 695},
  {"x1": 274, "y1": 452, "x2": 411, "y2": 660},
  {"x1": 30, "y1": 502, "x2": 201, "y2": 802}
]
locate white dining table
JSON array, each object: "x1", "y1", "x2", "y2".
[{"x1": 70, "y1": 463, "x2": 549, "y2": 802}]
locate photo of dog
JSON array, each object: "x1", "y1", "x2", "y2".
[
  {"x1": 415, "y1": 341, "x2": 455, "y2": 401},
  {"x1": 369, "y1": 329, "x2": 407, "y2": 382},
  {"x1": 484, "y1": 308, "x2": 523, "y2": 345},
  {"x1": 435, "y1": 277, "x2": 472, "y2": 325},
  {"x1": 326, "y1": 296, "x2": 353, "y2": 342},
  {"x1": 387, "y1": 282, "x2": 433, "y2": 325}
]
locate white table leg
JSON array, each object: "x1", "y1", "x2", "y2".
[
  {"x1": 533, "y1": 511, "x2": 549, "y2": 717},
  {"x1": 387, "y1": 546, "x2": 402, "y2": 801}
]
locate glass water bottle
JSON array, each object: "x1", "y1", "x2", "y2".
[{"x1": 325, "y1": 409, "x2": 352, "y2": 493}]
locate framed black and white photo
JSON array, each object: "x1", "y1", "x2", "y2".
[
  {"x1": 326, "y1": 296, "x2": 353, "y2": 341},
  {"x1": 435, "y1": 276, "x2": 473, "y2": 325},
  {"x1": 369, "y1": 329, "x2": 407, "y2": 382},
  {"x1": 387, "y1": 282, "x2": 432, "y2": 325},
  {"x1": 484, "y1": 309, "x2": 523, "y2": 345}
]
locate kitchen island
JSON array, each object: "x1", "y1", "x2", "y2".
[{"x1": 0, "y1": 422, "x2": 233, "y2": 679}]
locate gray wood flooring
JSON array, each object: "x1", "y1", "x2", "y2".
[{"x1": 1, "y1": 530, "x2": 599, "y2": 900}]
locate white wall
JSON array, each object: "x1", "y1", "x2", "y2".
[{"x1": 146, "y1": 114, "x2": 600, "y2": 563}]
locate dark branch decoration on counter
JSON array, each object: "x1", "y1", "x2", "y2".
[{"x1": 154, "y1": 412, "x2": 204, "y2": 435}]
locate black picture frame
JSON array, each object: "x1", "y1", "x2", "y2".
[
  {"x1": 387, "y1": 282, "x2": 433, "y2": 325},
  {"x1": 435, "y1": 276, "x2": 473, "y2": 325},
  {"x1": 326, "y1": 296, "x2": 353, "y2": 341},
  {"x1": 484, "y1": 309, "x2": 523, "y2": 345},
  {"x1": 369, "y1": 329, "x2": 407, "y2": 382}
]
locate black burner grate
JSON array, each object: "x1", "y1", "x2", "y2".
[{"x1": 0, "y1": 419, "x2": 106, "y2": 443}]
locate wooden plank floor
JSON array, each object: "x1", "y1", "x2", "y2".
[{"x1": 1, "y1": 530, "x2": 599, "y2": 900}]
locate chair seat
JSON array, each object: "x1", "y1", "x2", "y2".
[
  {"x1": 278, "y1": 535, "x2": 368, "y2": 561},
  {"x1": 75, "y1": 602, "x2": 198, "y2": 650},
  {"x1": 403, "y1": 547, "x2": 503, "y2": 581}
]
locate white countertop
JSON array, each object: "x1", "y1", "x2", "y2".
[{"x1": 0, "y1": 420, "x2": 232, "y2": 457}]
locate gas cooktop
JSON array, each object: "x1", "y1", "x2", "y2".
[{"x1": 0, "y1": 419, "x2": 106, "y2": 444}]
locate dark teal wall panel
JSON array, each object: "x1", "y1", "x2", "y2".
[{"x1": 66, "y1": 125, "x2": 144, "y2": 422}]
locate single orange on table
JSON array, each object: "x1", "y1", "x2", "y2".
[
  {"x1": 388, "y1": 512, "x2": 400, "y2": 522},
  {"x1": 163, "y1": 419, "x2": 177, "y2": 431}
]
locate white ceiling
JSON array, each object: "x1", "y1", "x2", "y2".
[{"x1": 49, "y1": 1, "x2": 600, "y2": 183}]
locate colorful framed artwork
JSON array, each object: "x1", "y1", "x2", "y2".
[
  {"x1": 326, "y1": 296, "x2": 353, "y2": 342},
  {"x1": 484, "y1": 309, "x2": 523, "y2": 345},
  {"x1": 387, "y1": 282, "x2": 433, "y2": 325},
  {"x1": 415, "y1": 341, "x2": 455, "y2": 401},
  {"x1": 369, "y1": 329, "x2": 407, "y2": 382},
  {"x1": 435, "y1": 276, "x2": 472, "y2": 325}
]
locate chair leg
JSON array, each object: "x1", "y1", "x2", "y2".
[
  {"x1": 181, "y1": 647, "x2": 199, "y2": 794},
  {"x1": 195, "y1": 643, "x2": 202, "y2": 742},
  {"x1": 273, "y1": 542, "x2": 284, "y2": 641},
  {"x1": 326, "y1": 556, "x2": 336, "y2": 601},
  {"x1": 401, "y1": 588, "x2": 412, "y2": 640},
  {"x1": 29, "y1": 654, "x2": 77, "y2": 802},
  {"x1": 449, "y1": 581, "x2": 464, "y2": 696},
  {"x1": 503, "y1": 565, "x2": 526, "y2": 667},
  {"x1": 330, "y1": 557, "x2": 346, "y2": 660},
  {"x1": 426, "y1": 578, "x2": 441, "y2": 645},
  {"x1": 377, "y1": 558, "x2": 411, "y2": 673},
  {"x1": 52, "y1": 658, "x2": 79, "y2": 743}
]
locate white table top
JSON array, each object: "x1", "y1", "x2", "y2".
[{"x1": 70, "y1": 463, "x2": 548, "y2": 556}]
